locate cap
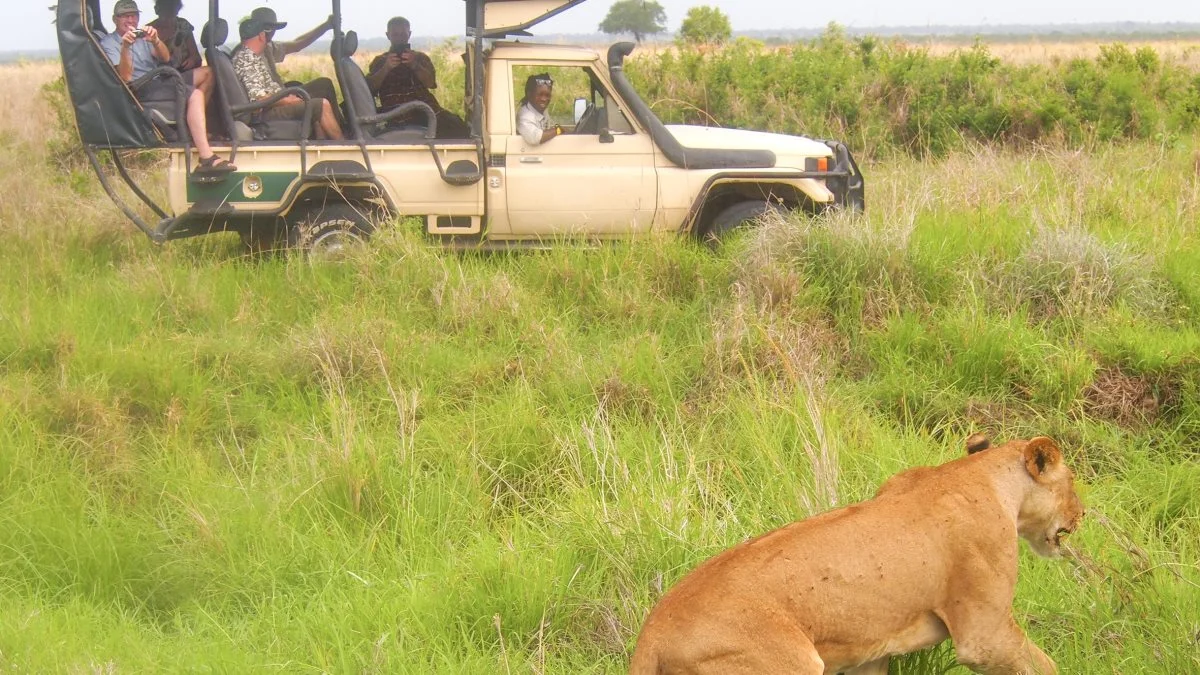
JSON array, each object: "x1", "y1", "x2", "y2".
[{"x1": 113, "y1": 0, "x2": 140, "y2": 16}]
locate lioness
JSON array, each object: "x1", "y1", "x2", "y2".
[{"x1": 630, "y1": 435, "x2": 1084, "y2": 674}]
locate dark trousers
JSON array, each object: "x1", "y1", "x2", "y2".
[
  {"x1": 285, "y1": 77, "x2": 346, "y2": 130},
  {"x1": 434, "y1": 110, "x2": 471, "y2": 139}
]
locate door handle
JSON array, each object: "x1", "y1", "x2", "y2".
[{"x1": 519, "y1": 157, "x2": 543, "y2": 163}]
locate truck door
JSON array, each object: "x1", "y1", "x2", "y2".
[{"x1": 502, "y1": 65, "x2": 658, "y2": 236}]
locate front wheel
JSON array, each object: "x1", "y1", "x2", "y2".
[
  {"x1": 701, "y1": 200, "x2": 785, "y2": 245},
  {"x1": 288, "y1": 203, "x2": 376, "y2": 260}
]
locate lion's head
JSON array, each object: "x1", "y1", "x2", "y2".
[{"x1": 1013, "y1": 436, "x2": 1085, "y2": 557}]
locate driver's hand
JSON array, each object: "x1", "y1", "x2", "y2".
[
  {"x1": 399, "y1": 51, "x2": 416, "y2": 66},
  {"x1": 279, "y1": 95, "x2": 304, "y2": 105},
  {"x1": 384, "y1": 53, "x2": 402, "y2": 70},
  {"x1": 142, "y1": 25, "x2": 159, "y2": 42},
  {"x1": 121, "y1": 30, "x2": 138, "y2": 46}
]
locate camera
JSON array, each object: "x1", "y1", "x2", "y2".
[
  {"x1": 131, "y1": 28, "x2": 147, "y2": 38},
  {"x1": 391, "y1": 42, "x2": 411, "y2": 55}
]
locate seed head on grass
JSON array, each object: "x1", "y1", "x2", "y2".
[
  {"x1": 736, "y1": 206, "x2": 920, "y2": 329},
  {"x1": 995, "y1": 224, "x2": 1173, "y2": 319}
]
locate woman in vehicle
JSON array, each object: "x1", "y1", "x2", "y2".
[
  {"x1": 146, "y1": 0, "x2": 202, "y2": 72},
  {"x1": 516, "y1": 73, "x2": 562, "y2": 146}
]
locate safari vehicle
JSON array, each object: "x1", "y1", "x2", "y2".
[{"x1": 57, "y1": 0, "x2": 864, "y2": 252}]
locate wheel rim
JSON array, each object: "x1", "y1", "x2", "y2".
[{"x1": 307, "y1": 223, "x2": 366, "y2": 260}]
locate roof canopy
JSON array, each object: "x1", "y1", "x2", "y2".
[{"x1": 466, "y1": 0, "x2": 589, "y2": 38}]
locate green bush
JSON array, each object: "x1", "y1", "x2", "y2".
[{"x1": 622, "y1": 26, "x2": 1200, "y2": 157}]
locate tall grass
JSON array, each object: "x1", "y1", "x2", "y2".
[{"x1": 3, "y1": 52, "x2": 1199, "y2": 674}]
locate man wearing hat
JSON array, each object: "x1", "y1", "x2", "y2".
[
  {"x1": 232, "y1": 9, "x2": 344, "y2": 140},
  {"x1": 231, "y1": 7, "x2": 343, "y2": 129},
  {"x1": 100, "y1": 0, "x2": 234, "y2": 173}
]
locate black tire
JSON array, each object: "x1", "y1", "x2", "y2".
[
  {"x1": 702, "y1": 200, "x2": 783, "y2": 245},
  {"x1": 288, "y1": 203, "x2": 376, "y2": 260}
]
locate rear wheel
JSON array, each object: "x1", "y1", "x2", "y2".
[
  {"x1": 288, "y1": 203, "x2": 376, "y2": 260},
  {"x1": 702, "y1": 200, "x2": 784, "y2": 245}
]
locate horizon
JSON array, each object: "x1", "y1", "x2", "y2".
[
  {"x1": 9, "y1": 18, "x2": 1200, "y2": 59},
  {"x1": 15, "y1": 0, "x2": 1200, "y2": 53}
]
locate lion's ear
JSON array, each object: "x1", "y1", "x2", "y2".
[
  {"x1": 965, "y1": 433, "x2": 990, "y2": 454},
  {"x1": 1023, "y1": 436, "x2": 1062, "y2": 479}
]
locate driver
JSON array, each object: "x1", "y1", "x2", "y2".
[{"x1": 516, "y1": 73, "x2": 561, "y2": 146}]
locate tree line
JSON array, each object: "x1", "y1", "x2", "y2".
[{"x1": 599, "y1": 0, "x2": 733, "y2": 45}]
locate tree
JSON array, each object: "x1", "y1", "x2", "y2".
[
  {"x1": 677, "y1": 5, "x2": 732, "y2": 45},
  {"x1": 599, "y1": 0, "x2": 667, "y2": 44}
]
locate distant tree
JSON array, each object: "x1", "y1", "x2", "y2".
[
  {"x1": 677, "y1": 5, "x2": 732, "y2": 45},
  {"x1": 599, "y1": 0, "x2": 667, "y2": 44}
]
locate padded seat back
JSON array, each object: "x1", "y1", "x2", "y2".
[{"x1": 333, "y1": 32, "x2": 378, "y2": 137}]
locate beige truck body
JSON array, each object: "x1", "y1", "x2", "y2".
[{"x1": 165, "y1": 42, "x2": 856, "y2": 244}]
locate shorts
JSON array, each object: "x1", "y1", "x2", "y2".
[{"x1": 262, "y1": 98, "x2": 322, "y2": 122}]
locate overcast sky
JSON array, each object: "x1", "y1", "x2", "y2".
[{"x1": 19, "y1": 1, "x2": 1200, "y2": 52}]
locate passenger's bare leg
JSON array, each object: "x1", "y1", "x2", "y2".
[
  {"x1": 191, "y1": 66, "x2": 213, "y2": 99},
  {"x1": 186, "y1": 88, "x2": 214, "y2": 158},
  {"x1": 318, "y1": 99, "x2": 344, "y2": 141}
]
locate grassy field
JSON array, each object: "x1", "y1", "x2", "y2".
[{"x1": 2, "y1": 49, "x2": 1199, "y2": 674}]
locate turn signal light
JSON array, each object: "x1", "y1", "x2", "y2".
[{"x1": 804, "y1": 157, "x2": 831, "y2": 172}]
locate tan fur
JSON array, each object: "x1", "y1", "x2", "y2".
[{"x1": 629, "y1": 436, "x2": 1085, "y2": 675}]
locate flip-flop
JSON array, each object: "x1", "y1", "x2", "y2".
[{"x1": 196, "y1": 154, "x2": 237, "y2": 173}]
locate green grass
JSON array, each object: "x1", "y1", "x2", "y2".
[{"x1": 3, "y1": 95, "x2": 1200, "y2": 673}]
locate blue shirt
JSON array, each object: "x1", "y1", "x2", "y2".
[{"x1": 100, "y1": 32, "x2": 163, "y2": 80}]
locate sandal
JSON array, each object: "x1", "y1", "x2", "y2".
[{"x1": 196, "y1": 154, "x2": 237, "y2": 174}]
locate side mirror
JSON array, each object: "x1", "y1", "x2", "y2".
[{"x1": 573, "y1": 98, "x2": 587, "y2": 124}]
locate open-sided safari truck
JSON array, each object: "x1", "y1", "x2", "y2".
[{"x1": 57, "y1": 0, "x2": 864, "y2": 252}]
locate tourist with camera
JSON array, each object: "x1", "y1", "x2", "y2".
[
  {"x1": 100, "y1": 0, "x2": 232, "y2": 173},
  {"x1": 367, "y1": 16, "x2": 470, "y2": 138}
]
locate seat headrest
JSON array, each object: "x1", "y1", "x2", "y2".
[
  {"x1": 336, "y1": 31, "x2": 359, "y2": 59},
  {"x1": 201, "y1": 19, "x2": 229, "y2": 49}
]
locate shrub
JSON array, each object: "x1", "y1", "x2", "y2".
[
  {"x1": 677, "y1": 6, "x2": 733, "y2": 45},
  {"x1": 623, "y1": 26, "x2": 1200, "y2": 157}
]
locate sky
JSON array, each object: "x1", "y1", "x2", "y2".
[{"x1": 19, "y1": 1, "x2": 1200, "y2": 52}]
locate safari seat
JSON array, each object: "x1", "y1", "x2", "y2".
[
  {"x1": 333, "y1": 31, "x2": 435, "y2": 144},
  {"x1": 127, "y1": 67, "x2": 191, "y2": 142},
  {"x1": 201, "y1": 19, "x2": 311, "y2": 142}
]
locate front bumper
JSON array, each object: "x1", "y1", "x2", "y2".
[{"x1": 822, "y1": 140, "x2": 865, "y2": 211}]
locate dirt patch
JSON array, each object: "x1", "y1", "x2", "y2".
[
  {"x1": 1084, "y1": 367, "x2": 1173, "y2": 427},
  {"x1": 596, "y1": 375, "x2": 656, "y2": 421}
]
